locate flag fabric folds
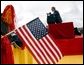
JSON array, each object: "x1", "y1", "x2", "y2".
[
  {"x1": 1, "y1": 5, "x2": 15, "y2": 32},
  {"x1": 1, "y1": 5, "x2": 27, "y2": 64},
  {"x1": 11, "y1": 46, "x2": 33, "y2": 64},
  {"x1": 1, "y1": 5, "x2": 15, "y2": 64},
  {"x1": 1, "y1": 35, "x2": 14, "y2": 64},
  {"x1": 14, "y1": 17, "x2": 63, "y2": 64}
]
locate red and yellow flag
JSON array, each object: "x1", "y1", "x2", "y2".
[{"x1": 2, "y1": 5, "x2": 15, "y2": 32}]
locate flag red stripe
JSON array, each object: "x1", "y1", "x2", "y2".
[
  {"x1": 43, "y1": 37, "x2": 59, "y2": 61},
  {"x1": 38, "y1": 40, "x2": 56, "y2": 64},
  {"x1": 15, "y1": 29, "x2": 26, "y2": 47},
  {"x1": 39, "y1": 38, "x2": 56, "y2": 64},
  {"x1": 46, "y1": 34, "x2": 63, "y2": 58},
  {"x1": 45, "y1": 36, "x2": 61, "y2": 59},
  {"x1": 15, "y1": 24, "x2": 63, "y2": 64},
  {"x1": 23, "y1": 25, "x2": 51, "y2": 64},
  {"x1": 15, "y1": 29, "x2": 41, "y2": 64},
  {"x1": 24, "y1": 25, "x2": 58, "y2": 64},
  {"x1": 41, "y1": 37, "x2": 58, "y2": 62},
  {"x1": 16, "y1": 29, "x2": 43, "y2": 64},
  {"x1": 23, "y1": 25, "x2": 57, "y2": 64},
  {"x1": 21, "y1": 26, "x2": 47, "y2": 64},
  {"x1": 19, "y1": 27, "x2": 47, "y2": 64}
]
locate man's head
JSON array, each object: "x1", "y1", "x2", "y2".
[{"x1": 51, "y1": 7, "x2": 56, "y2": 12}]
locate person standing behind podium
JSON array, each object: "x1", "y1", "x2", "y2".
[
  {"x1": 51, "y1": 7, "x2": 62, "y2": 24},
  {"x1": 47, "y1": 7, "x2": 81, "y2": 35},
  {"x1": 47, "y1": 7, "x2": 62, "y2": 24}
]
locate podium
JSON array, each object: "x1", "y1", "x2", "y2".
[
  {"x1": 48, "y1": 22, "x2": 83, "y2": 55},
  {"x1": 48, "y1": 22, "x2": 75, "y2": 39}
]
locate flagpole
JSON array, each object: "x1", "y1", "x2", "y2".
[{"x1": 1, "y1": 29, "x2": 16, "y2": 38}]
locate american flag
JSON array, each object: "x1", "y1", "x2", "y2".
[{"x1": 15, "y1": 17, "x2": 63, "y2": 64}]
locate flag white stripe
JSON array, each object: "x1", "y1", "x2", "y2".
[
  {"x1": 16, "y1": 24, "x2": 63, "y2": 64},
  {"x1": 24, "y1": 25, "x2": 53, "y2": 64},
  {"x1": 39, "y1": 39, "x2": 58, "y2": 64},
  {"x1": 21, "y1": 27, "x2": 48, "y2": 64},
  {"x1": 43, "y1": 37, "x2": 60, "y2": 61},
  {"x1": 46, "y1": 35, "x2": 63, "y2": 58},
  {"x1": 16, "y1": 29, "x2": 43, "y2": 64}
]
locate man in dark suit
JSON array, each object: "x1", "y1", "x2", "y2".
[
  {"x1": 51, "y1": 7, "x2": 62, "y2": 24},
  {"x1": 47, "y1": 7, "x2": 62, "y2": 24}
]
